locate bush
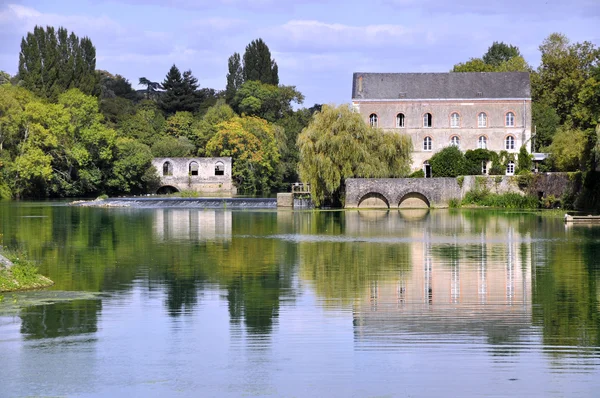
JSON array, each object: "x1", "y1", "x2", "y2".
[
  {"x1": 462, "y1": 191, "x2": 538, "y2": 209},
  {"x1": 429, "y1": 146, "x2": 469, "y2": 177},
  {"x1": 516, "y1": 145, "x2": 533, "y2": 173},
  {"x1": 409, "y1": 169, "x2": 424, "y2": 178}
]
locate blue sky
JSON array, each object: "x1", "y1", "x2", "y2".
[{"x1": 1, "y1": 0, "x2": 599, "y2": 107}]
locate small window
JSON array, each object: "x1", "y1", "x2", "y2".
[
  {"x1": 189, "y1": 161, "x2": 199, "y2": 176},
  {"x1": 506, "y1": 161, "x2": 515, "y2": 175},
  {"x1": 396, "y1": 113, "x2": 405, "y2": 128},
  {"x1": 369, "y1": 113, "x2": 378, "y2": 127},
  {"x1": 423, "y1": 136, "x2": 432, "y2": 151},
  {"x1": 481, "y1": 161, "x2": 487, "y2": 175},
  {"x1": 450, "y1": 135, "x2": 460, "y2": 148},
  {"x1": 505, "y1": 135, "x2": 515, "y2": 150},
  {"x1": 478, "y1": 136, "x2": 487, "y2": 149},
  {"x1": 478, "y1": 112, "x2": 487, "y2": 128},
  {"x1": 423, "y1": 161, "x2": 431, "y2": 178},
  {"x1": 215, "y1": 161, "x2": 224, "y2": 176},
  {"x1": 450, "y1": 112, "x2": 460, "y2": 128},
  {"x1": 162, "y1": 161, "x2": 172, "y2": 176},
  {"x1": 423, "y1": 113, "x2": 432, "y2": 128},
  {"x1": 505, "y1": 112, "x2": 515, "y2": 127}
]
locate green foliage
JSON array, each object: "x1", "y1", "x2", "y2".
[
  {"x1": 232, "y1": 80, "x2": 304, "y2": 123},
  {"x1": 159, "y1": 65, "x2": 202, "y2": 115},
  {"x1": 206, "y1": 116, "x2": 280, "y2": 193},
  {"x1": 118, "y1": 101, "x2": 166, "y2": 146},
  {"x1": 448, "y1": 198, "x2": 462, "y2": 208},
  {"x1": 456, "y1": 176, "x2": 464, "y2": 188},
  {"x1": 138, "y1": 77, "x2": 161, "y2": 101},
  {"x1": 107, "y1": 138, "x2": 159, "y2": 195},
  {"x1": 242, "y1": 38, "x2": 279, "y2": 85},
  {"x1": 465, "y1": 148, "x2": 496, "y2": 175},
  {"x1": 532, "y1": 101, "x2": 560, "y2": 151},
  {"x1": 483, "y1": 42, "x2": 522, "y2": 67},
  {"x1": 429, "y1": 146, "x2": 469, "y2": 177},
  {"x1": 549, "y1": 124, "x2": 587, "y2": 171},
  {"x1": 18, "y1": 26, "x2": 98, "y2": 100},
  {"x1": 409, "y1": 169, "x2": 424, "y2": 178},
  {"x1": 452, "y1": 58, "x2": 495, "y2": 72},
  {"x1": 0, "y1": 250, "x2": 52, "y2": 292},
  {"x1": 297, "y1": 104, "x2": 412, "y2": 207},
  {"x1": 0, "y1": 70, "x2": 11, "y2": 85},
  {"x1": 225, "y1": 52, "x2": 243, "y2": 104},
  {"x1": 463, "y1": 191, "x2": 539, "y2": 209},
  {"x1": 517, "y1": 145, "x2": 533, "y2": 173},
  {"x1": 151, "y1": 136, "x2": 195, "y2": 157}
]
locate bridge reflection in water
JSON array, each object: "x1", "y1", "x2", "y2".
[{"x1": 344, "y1": 210, "x2": 532, "y2": 345}]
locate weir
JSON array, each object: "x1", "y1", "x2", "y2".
[{"x1": 81, "y1": 197, "x2": 277, "y2": 209}]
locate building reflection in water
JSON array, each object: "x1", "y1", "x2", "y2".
[
  {"x1": 153, "y1": 209, "x2": 232, "y2": 241},
  {"x1": 348, "y1": 211, "x2": 532, "y2": 346}
]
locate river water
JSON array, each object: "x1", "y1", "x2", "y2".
[{"x1": 0, "y1": 202, "x2": 599, "y2": 397}]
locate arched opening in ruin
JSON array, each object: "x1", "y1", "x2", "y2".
[
  {"x1": 358, "y1": 192, "x2": 390, "y2": 209},
  {"x1": 398, "y1": 192, "x2": 430, "y2": 209},
  {"x1": 156, "y1": 185, "x2": 180, "y2": 195}
]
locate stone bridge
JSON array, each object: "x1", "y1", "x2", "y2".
[{"x1": 345, "y1": 178, "x2": 462, "y2": 208}]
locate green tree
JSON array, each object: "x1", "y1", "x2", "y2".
[
  {"x1": 107, "y1": 138, "x2": 158, "y2": 194},
  {"x1": 138, "y1": 77, "x2": 161, "y2": 100},
  {"x1": 151, "y1": 136, "x2": 195, "y2": 157},
  {"x1": 18, "y1": 26, "x2": 98, "y2": 100},
  {"x1": 429, "y1": 146, "x2": 470, "y2": 177},
  {"x1": 452, "y1": 58, "x2": 495, "y2": 72},
  {"x1": 548, "y1": 124, "x2": 587, "y2": 171},
  {"x1": 297, "y1": 104, "x2": 412, "y2": 207},
  {"x1": 194, "y1": 101, "x2": 236, "y2": 155},
  {"x1": 232, "y1": 81, "x2": 304, "y2": 123},
  {"x1": 532, "y1": 101, "x2": 560, "y2": 151},
  {"x1": 225, "y1": 52, "x2": 243, "y2": 104},
  {"x1": 159, "y1": 65, "x2": 201, "y2": 115},
  {"x1": 517, "y1": 145, "x2": 533, "y2": 173},
  {"x1": 483, "y1": 41, "x2": 522, "y2": 67},
  {"x1": 118, "y1": 101, "x2": 166, "y2": 146},
  {"x1": 0, "y1": 71, "x2": 10, "y2": 85},
  {"x1": 242, "y1": 39, "x2": 279, "y2": 85}
]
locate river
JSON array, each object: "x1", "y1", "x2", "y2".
[{"x1": 0, "y1": 201, "x2": 599, "y2": 397}]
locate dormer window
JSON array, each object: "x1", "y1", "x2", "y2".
[
  {"x1": 450, "y1": 112, "x2": 460, "y2": 128},
  {"x1": 423, "y1": 113, "x2": 432, "y2": 128},
  {"x1": 396, "y1": 113, "x2": 405, "y2": 128},
  {"x1": 369, "y1": 113, "x2": 378, "y2": 127}
]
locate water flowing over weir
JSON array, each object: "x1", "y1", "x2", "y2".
[{"x1": 81, "y1": 197, "x2": 277, "y2": 209}]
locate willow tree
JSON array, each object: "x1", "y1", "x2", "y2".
[{"x1": 297, "y1": 104, "x2": 412, "y2": 207}]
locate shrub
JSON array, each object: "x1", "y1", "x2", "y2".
[
  {"x1": 429, "y1": 146, "x2": 469, "y2": 177},
  {"x1": 409, "y1": 169, "x2": 425, "y2": 178},
  {"x1": 516, "y1": 145, "x2": 533, "y2": 173}
]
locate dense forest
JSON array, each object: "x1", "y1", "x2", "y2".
[{"x1": 0, "y1": 26, "x2": 599, "y2": 204}]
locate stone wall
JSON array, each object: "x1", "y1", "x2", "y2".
[{"x1": 152, "y1": 157, "x2": 234, "y2": 193}]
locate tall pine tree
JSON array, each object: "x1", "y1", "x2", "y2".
[
  {"x1": 225, "y1": 52, "x2": 243, "y2": 104},
  {"x1": 159, "y1": 65, "x2": 201, "y2": 115},
  {"x1": 242, "y1": 39, "x2": 279, "y2": 85},
  {"x1": 18, "y1": 25, "x2": 97, "y2": 100}
]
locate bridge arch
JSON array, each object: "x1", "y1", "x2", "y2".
[
  {"x1": 397, "y1": 191, "x2": 431, "y2": 208},
  {"x1": 357, "y1": 192, "x2": 390, "y2": 209},
  {"x1": 157, "y1": 185, "x2": 180, "y2": 195}
]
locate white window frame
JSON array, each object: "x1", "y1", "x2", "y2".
[
  {"x1": 369, "y1": 113, "x2": 378, "y2": 127},
  {"x1": 505, "y1": 112, "x2": 515, "y2": 127},
  {"x1": 423, "y1": 136, "x2": 432, "y2": 151},
  {"x1": 478, "y1": 112, "x2": 487, "y2": 128},
  {"x1": 396, "y1": 113, "x2": 405, "y2": 128},
  {"x1": 450, "y1": 135, "x2": 460, "y2": 148},
  {"x1": 423, "y1": 113, "x2": 432, "y2": 128},
  {"x1": 450, "y1": 113, "x2": 460, "y2": 128},
  {"x1": 506, "y1": 161, "x2": 515, "y2": 175},
  {"x1": 505, "y1": 135, "x2": 515, "y2": 150},
  {"x1": 478, "y1": 136, "x2": 487, "y2": 149}
]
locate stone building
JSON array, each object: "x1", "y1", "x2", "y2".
[
  {"x1": 351, "y1": 72, "x2": 532, "y2": 175},
  {"x1": 152, "y1": 157, "x2": 234, "y2": 194}
]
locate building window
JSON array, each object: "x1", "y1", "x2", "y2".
[
  {"x1": 215, "y1": 161, "x2": 224, "y2": 176},
  {"x1": 423, "y1": 136, "x2": 432, "y2": 151},
  {"x1": 506, "y1": 161, "x2": 515, "y2": 175},
  {"x1": 396, "y1": 113, "x2": 405, "y2": 128},
  {"x1": 478, "y1": 112, "x2": 487, "y2": 127},
  {"x1": 481, "y1": 161, "x2": 487, "y2": 175},
  {"x1": 505, "y1": 112, "x2": 515, "y2": 127},
  {"x1": 162, "y1": 161, "x2": 172, "y2": 176},
  {"x1": 189, "y1": 161, "x2": 199, "y2": 176},
  {"x1": 423, "y1": 113, "x2": 432, "y2": 128},
  {"x1": 450, "y1": 135, "x2": 460, "y2": 148},
  {"x1": 478, "y1": 135, "x2": 487, "y2": 149},
  {"x1": 450, "y1": 112, "x2": 460, "y2": 128},
  {"x1": 505, "y1": 135, "x2": 515, "y2": 150},
  {"x1": 369, "y1": 113, "x2": 378, "y2": 127}
]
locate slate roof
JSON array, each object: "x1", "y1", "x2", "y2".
[{"x1": 352, "y1": 72, "x2": 531, "y2": 100}]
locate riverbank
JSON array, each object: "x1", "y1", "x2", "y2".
[{"x1": 0, "y1": 252, "x2": 53, "y2": 293}]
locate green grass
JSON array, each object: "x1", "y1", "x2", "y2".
[
  {"x1": 462, "y1": 191, "x2": 539, "y2": 209},
  {"x1": 0, "y1": 251, "x2": 53, "y2": 292}
]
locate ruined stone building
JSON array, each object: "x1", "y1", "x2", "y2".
[
  {"x1": 351, "y1": 72, "x2": 532, "y2": 175},
  {"x1": 152, "y1": 157, "x2": 234, "y2": 194}
]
